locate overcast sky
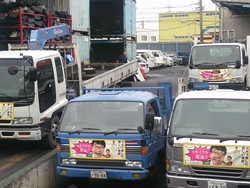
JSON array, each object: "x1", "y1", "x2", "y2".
[{"x1": 136, "y1": 0, "x2": 217, "y2": 30}]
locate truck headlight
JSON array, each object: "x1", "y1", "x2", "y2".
[
  {"x1": 230, "y1": 77, "x2": 243, "y2": 83},
  {"x1": 69, "y1": 159, "x2": 77, "y2": 165},
  {"x1": 13, "y1": 117, "x2": 33, "y2": 125},
  {"x1": 170, "y1": 164, "x2": 190, "y2": 174},
  {"x1": 62, "y1": 159, "x2": 77, "y2": 165},
  {"x1": 188, "y1": 77, "x2": 199, "y2": 83},
  {"x1": 62, "y1": 159, "x2": 70, "y2": 164},
  {"x1": 125, "y1": 161, "x2": 142, "y2": 167}
]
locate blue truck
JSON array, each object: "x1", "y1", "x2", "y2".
[{"x1": 56, "y1": 84, "x2": 172, "y2": 186}]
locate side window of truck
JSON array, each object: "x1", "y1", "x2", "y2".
[
  {"x1": 55, "y1": 57, "x2": 64, "y2": 83},
  {"x1": 147, "y1": 100, "x2": 160, "y2": 116},
  {"x1": 37, "y1": 59, "x2": 56, "y2": 113}
]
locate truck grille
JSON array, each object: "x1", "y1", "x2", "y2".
[
  {"x1": 192, "y1": 166, "x2": 244, "y2": 178},
  {"x1": 77, "y1": 159, "x2": 125, "y2": 167},
  {"x1": 60, "y1": 144, "x2": 141, "y2": 155}
]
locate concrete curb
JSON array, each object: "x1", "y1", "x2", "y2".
[{"x1": 0, "y1": 149, "x2": 65, "y2": 188}]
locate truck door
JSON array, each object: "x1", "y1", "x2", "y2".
[
  {"x1": 147, "y1": 100, "x2": 164, "y2": 153},
  {"x1": 37, "y1": 59, "x2": 56, "y2": 113}
]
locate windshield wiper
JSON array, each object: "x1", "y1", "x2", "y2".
[
  {"x1": 69, "y1": 128, "x2": 101, "y2": 135},
  {"x1": 190, "y1": 62, "x2": 212, "y2": 68},
  {"x1": 0, "y1": 93, "x2": 18, "y2": 100},
  {"x1": 104, "y1": 128, "x2": 137, "y2": 136},
  {"x1": 176, "y1": 132, "x2": 219, "y2": 140},
  {"x1": 219, "y1": 135, "x2": 250, "y2": 143},
  {"x1": 215, "y1": 62, "x2": 233, "y2": 67}
]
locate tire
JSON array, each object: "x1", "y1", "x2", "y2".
[
  {"x1": 41, "y1": 115, "x2": 60, "y2": 149},
  {"x1": 146, "y1": 155, "x2": 166, "y2": 188}
]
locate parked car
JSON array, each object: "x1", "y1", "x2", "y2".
[
  {"x1": 163, "y1": 52, "x2": 175, "y2": 66},
  {"x1": 165, "y1": 51, "x2": 182, "y2": 65},
  {"x1": 136, "y1": 50, "x2": 157, "y2": 68},
  {"x1": 136, "y1": 56, "x2": 149, "y2": 74},
  {"x1": 151, "y1": 50, "x2": 172, "y2": 67},
  {"x1": 177, "y1": 51, "x2": 190, "y2": 62}
]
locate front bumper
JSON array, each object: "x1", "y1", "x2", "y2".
[
  {"x1": 57, "y1": 166, "x2": 149, "y2": 180},
  {"x1": 188, "y1": 82, "x2": 244, "y2": 90},
  {"x1": 0, "y1": 127, "x2": 41, "y2": 140},
  {"x1": 167, "y1": 174, "x2": 250, "y2": 188}
]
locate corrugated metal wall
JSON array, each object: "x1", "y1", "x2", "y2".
[
  {"x1": 26, "y1": 0, "x2": 89, "y2": 32},
  {"x1": 137, "y1": 42, "x2": 193, "y2": 53},
  {"x1": 72, "y1": 35, "x2": 90, "y2": 60}
]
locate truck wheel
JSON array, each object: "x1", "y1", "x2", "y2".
[
  {"x1": 41, "y1": 115, "x2": 60, "y2": 149},
  {"x1": 147, "y1": 155, "x2": 166, "y2": 188}
]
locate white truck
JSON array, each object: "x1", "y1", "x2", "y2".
[
  {"x1": 166, "y1": 87, "x2": 250, "y2": 187},
  {"x1": 188, "y1": 43, "x2": 248, "y2": 90},
  {"x1": 0, "y1": 26, "x2": 138, "y2": 148}
]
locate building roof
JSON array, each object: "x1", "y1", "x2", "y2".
[
  {"x1": 71, "y1": 91, "x2": 158, "y2": 103},
  {"x1": 0, "y1": 51, "x2": 60, "y2": 61},
  {"x1": 177, "y1": 90, "x2": 250, "y2": 100},
  {"x1": 212, "y1": 0, "x2": 250, "y2": 14},
  {"x1": 159, "y1": 10, "x2": 217, "y2": 15}
]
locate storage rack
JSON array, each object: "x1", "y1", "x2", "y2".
[{"x1": 0, "y1": 7, "x2": 73, "y2": 44}]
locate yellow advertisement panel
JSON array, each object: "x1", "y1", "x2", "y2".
[
  {"x1": 199, "y1": 68, "x2": 232, "y2": 81},
  {"x1": 0, "y1": 102, "x2": 14, "y2": 120},
  {"x1": 183, "y1": 143, "x2": 249, "y2": 168},
  {"x1": 69, "y1": 139, "x2": 126, "y2": 160}
]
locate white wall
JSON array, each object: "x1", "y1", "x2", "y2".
[{"x1": 137, "y1": 28, "x2": 159, "y2": 43}]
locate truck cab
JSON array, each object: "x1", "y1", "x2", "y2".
[
  {"x1": 188, "y1": 43, "x2": 248, "y2": 90},
  {"x1": 57, "y1": 85, "x2": 172, "y2": 186},
  {"x1": 0, "y1": 51, "x2": 67, "y2": 148},
  {"x1": 166, "y1": 89, "x2": 250, "y2": 187}
]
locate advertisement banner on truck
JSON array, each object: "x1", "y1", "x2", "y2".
[
  {"x1": 0, "y1": 102, "x2": 14, "y2": 120},
  {"x1": 69, "y1": 139, "x2": 126, "y2": 160},
  {"x1": 199, "y1": 68, "x2": 232, "y2": 81},
  {"x1": 183, "y1": 144, "x2": 249, "y2": 168}
]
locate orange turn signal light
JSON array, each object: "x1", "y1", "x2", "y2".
[
  {"x1": 57, "y1": 144, "x2": 61, "y2": 152},
  {"x1": 141, "y1": 146, "x2": 148, "y2": 155}
]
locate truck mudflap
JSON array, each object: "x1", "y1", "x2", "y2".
[
  {"x1": 188, "y1": 82, "x2": 244, "y2": 90},
  {"x1": 167, "y1": 174, "x2": 250, "y2": 188},
  {"x1": 57, "y1": 166, "x2": 149, "y2": 180}
]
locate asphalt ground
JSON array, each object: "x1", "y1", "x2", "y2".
[{"x1": 0, "y1": 65, "x2": 188, "y2": 188}]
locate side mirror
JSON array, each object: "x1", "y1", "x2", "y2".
[
  {"x1": 182, "y1": 57, "x2": 188, "y2": 65},
  {"x1": 235, "y1": 60, "x2": 241, "y2": 69},
  {"x1": 152, "y1": 117, "x2": 162, "y2": 134},
  {"x1": 29, "y1": 67, "x2": 37, "y2": 82},
  {"x1": 8, "y1": 65, "x2": 18, "y2": 75},
  {"x1": 244, "y1": 56, "x2": 248, "y2": 65},
  {"x1": 145, "y1": 113, "x2": 155, "y2": 130}
]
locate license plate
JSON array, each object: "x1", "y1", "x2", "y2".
[
  {"x1": 209, "y1": 85, "x2": 219, "y2": 90},
  {"x1": 90, "y1": 170, "x2": 108, "y2": 179},
  {"x1": 208, "y1": 181, "x2": 227, "y2": 188}
]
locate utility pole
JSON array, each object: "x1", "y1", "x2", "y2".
[
  {"x1": 200, "y1": 0, "x2": 203, "y2": 43},
  {"x1": 141, "y1": 21, "x2": 145, "y2": 29},
  {"x1": 214, "y1": 5, "x2": 217, "y2": 43}
]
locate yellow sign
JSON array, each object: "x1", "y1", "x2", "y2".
[
  {"x1": 183, "y1": 143, "x2": 249, "y2": 168},
  {"x1": 69, "y1": 139, "x2": 126, "y2": 160},
  {"x1": 199, "y1": 68, "x2": 232, "y2": 81},
  {"x1": 0, "y1": 102, "x2": 14, "y2": 120}
]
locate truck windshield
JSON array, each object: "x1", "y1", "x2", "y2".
[
  {"x1": 60, "y1": 101, "x2": 144, "y2": 133},
  {"x1": 170, "y1": 99, "x2": 250, "y2": 138},
  {"x1": 0, "y1": 59, "x2": 34, "y2": 99},
  {"x1": 190, "y1": 45, "x2": 240, "y2": 65}
]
